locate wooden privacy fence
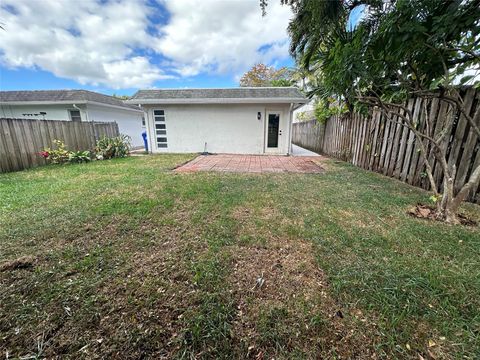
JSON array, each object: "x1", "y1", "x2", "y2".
[
  {"x1": 0, "y1": 118, "x2": 119, "y2": 173},
  {"x1": 292, "y1": 88, "x2": 480, "y2": 203}
]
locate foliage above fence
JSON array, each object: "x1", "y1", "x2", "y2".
[
  {"x1": 293, "y1": 88, "x2": 480, "y2": 204},
  {"x1": 0, "y1": 118, "x2": 119, "y2": 173}
]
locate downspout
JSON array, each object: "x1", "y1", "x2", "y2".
[
  {"x1": 73, "y1": 103, "x2": 89, "y2": 122},
  {"x1": 262, "y1": 107, "x2": 266, "y2": 154},
  {"x1": 288, "y1": 103, "x2": 294, "y2": 155},
  {"x1": 140, "y1": 105, "x2": 153, "y2": 153}
]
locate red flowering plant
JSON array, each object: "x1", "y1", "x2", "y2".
[{"x1": 39, "y1": 140, "x2": 70, "y2": 164}]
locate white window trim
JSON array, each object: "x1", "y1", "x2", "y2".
[
  {"x1": 153, "y1": 109, "x2": 167, "y2": 149},
  {"x1": 68, "y1": 109, "x2": 82, "y2": 122}
]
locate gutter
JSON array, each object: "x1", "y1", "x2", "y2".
[
  {"x1": 288, "y1": 104, "x2": 294, "y2": 155},
  {"x1": 0, "y1": 100, "x2": 144, "y2": 113},
  {"x1": 291, "y1": 102, "x2": 306, "y2": 111},
  {"x1": 125, "y1": 98, "x2": 309, "y2": 105},
  {"x1": 73, "y1": 103, "x2": 89, "y2": 122}
]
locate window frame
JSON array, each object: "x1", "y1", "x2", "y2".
[
  {"x1": 153, "y1": 109, "x2": 167, "y2": 149},
  {"x1": 68, "y1": 109, "x2": 82, "y2": 122}
]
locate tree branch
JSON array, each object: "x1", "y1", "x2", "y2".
[
  {"x1": 357, "y1": 95, "x2": 440, "y2": 194},
  {"x1": 407, "y1": 90, "x2": 480, "y2": 139},
  {"x1": 450, "y1": 161, "x2": 480, "y2": 212}
]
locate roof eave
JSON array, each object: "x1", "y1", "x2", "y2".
[
  {"x1": 86, "y1": 101, "x2": 144, "y2": 113},
  {"x1": 0, "y1": 100, "x2": 144, "y2": 113},
  {"x1": 126, "y1": 98, "x2": 309, "y2": 105},
  {"x1": 0, "y1": 100, "x2": 88, "y2": 106}
]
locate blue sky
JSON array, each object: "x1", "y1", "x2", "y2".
[
  {"x1": 0, "y1": 61, "x2": 292, "y2": 96},
  {"x1": 348, "y1": 5, "x2": 365, "y2": 31},
  {"x1": 0, "y1": 1, "x2": 362, "y2": 96},
  {"x1": 0, "y1": 0, "x2": 295, "y2": 96}
]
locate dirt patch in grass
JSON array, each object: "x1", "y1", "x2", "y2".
[
  {"x1": 232, "y1": 205, "x2": 295, "y2": 230},
  {"x1": 72, "y1": 207, "x2": 211, "y2": 358},
  {"x1": 408, "y1": 204, "x2": 477, "y2": 226},
  {"x1": 0, "y1": 207, "x2": 204, "y2": 358},
  {"x1": 0, "y1": 256, "x2": 36, "y2": 272},
  {"x1": 227, "y1": 235, "x2": 380, "y2": 358}
]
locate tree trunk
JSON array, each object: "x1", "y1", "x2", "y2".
[
  {"x1": 435, "y1": 174, "x2": 461, "y2": 224},
  {"x1": 435, "y1": 161, "x2": 480, "y2": 224},
  {"x1": 359, "y1": 94, "x2": 480, "y2": 225}
]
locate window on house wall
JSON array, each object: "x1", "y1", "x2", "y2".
[
  {"x1": 69, "y1": 110, "x2": 81, "y2": 122},
  {"x1": 153, "y1": 109, "x2": 167, "y2": 148}
]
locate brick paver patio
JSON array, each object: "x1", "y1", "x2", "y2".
[{"x1": 174, "y1": 154, "x2": 324, "y2": 173}]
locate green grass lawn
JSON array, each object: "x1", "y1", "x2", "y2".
[{"x1": 1, "y1": 154, "x2": 479, "y2": 359}]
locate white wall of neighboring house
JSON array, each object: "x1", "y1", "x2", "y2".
[
  {"x1": 143, "y1": 103, "x2": 292, "y2": 155},
  {"x1": 293, "y1": 99, "x2": 315, "y2": 123},
  {"x1": 0, "y1": 104, "x2": 74, "y2": 120},
  {"x1": 86, "y1": 104, "x2": 144, "y2": 147},
  {"x1": 0, "y1": 103, "x2": 145, "y2": 147}
]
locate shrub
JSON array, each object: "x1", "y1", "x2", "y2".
[
  {"x1": 68, "y1": 151, "x2": 91, "y2": 163},
  {"x1": 314, "y1": 98, "x2": 348, "y2": 124},
  {"x1": 40, "y1": 140, "x2": 91, "y2": 165},
  {"x1": 40, "y1": 140, "x2": 70, "y2": 164},
  {"x1": 95, "y1": 135, "x2": 131, "y2": 160}
]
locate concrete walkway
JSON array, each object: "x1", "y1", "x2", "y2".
[
  {"x1": 291, "y1": 144, "x2": 321, "y2": 157},
  {"x1": 175, "y1": 153, "x2": 324, "y2": 174}
]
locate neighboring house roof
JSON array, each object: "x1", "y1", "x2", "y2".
[
  {"x1": 0, "y1": 90, "x2": 142, "y2": 112},
  {"x1": 127, "y1": 87, "x2": 308, "y2": 105}
]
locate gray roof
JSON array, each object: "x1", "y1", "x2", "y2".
[
  {"x1": 128, "y1": 87, "x2": 307, "y2": 104},
  {"x1": 0, "y1": 90, "x2": 141, "y2": 111}
]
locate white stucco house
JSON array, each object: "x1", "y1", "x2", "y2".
[
  {"x1": 0, "y1": 90, "x2": 145, "y2": 147},
  {"x1": 127, "y1": 88, "x2": 307, "y2": 155}
]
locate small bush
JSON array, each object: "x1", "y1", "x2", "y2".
[
  {"x1": 40, "y1": 140, "x2": 70, "y2": 164},
  {"x1": 95, "y1": 135, "x2": 131, "y2": 160},
  {"x1": 68, "y1": 151, "x2": 91, "y2": 163},
  {"x1": 40, "y1": 140, "x2": 91, "y2": 165}
]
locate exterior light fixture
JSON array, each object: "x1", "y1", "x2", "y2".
[{"x1": 257, "y1": 112, "x2": 261, "y2": 120}]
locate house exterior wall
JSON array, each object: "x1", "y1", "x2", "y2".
[
  {"x1": 143, "y1": 103, "x2": 292, "y2": 155},
  {"x1": 0, "y1": 104, "x2": 76, "y2": 120},
  {"x1": 0, "y1": 103, "x2": 145, "y2": 147},
  {"x1": 86, "y1": 104, "x2": 144, "y2": 147}
]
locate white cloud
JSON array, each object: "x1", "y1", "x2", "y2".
[
  {"x1": 155, "y1": 0, "x2": 292, "y2": 77},
  {"x1": 0, "y1": 0, "x2": 171, "y2": 89},
  {"x1": 0, "y1": 0, "x2": 293, "y2": 89},
  {"x1": 103, "y1": 57, "x2": 171, "y2": 89}
]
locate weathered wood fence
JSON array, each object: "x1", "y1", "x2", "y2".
[
  {"x1": 0, "y1": 118, "x2": 119, "y2": 173},
  {"x1": 292, "y1": 88, "x2": 480, "y2": 203}
]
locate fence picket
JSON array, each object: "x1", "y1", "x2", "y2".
[
  {"x1": 455, "y1": 92, "x2": 480, "y2": 192},
  {"x1": 386, "y1": 109, "x2": 403, "y2": 176},
  {"x1": 292, "y1": 87, "x2": 480, "y2": 203},
  {"x1": 422, "y1": 98, "x2": 441, "y2": 189},
  {"x1": 382, "y1": 110, "x2": 397, "y2": 175},
  {"x1": 407, "y1": 99, "x2": 425, "y2": 185},
  {"x1": 374, "y1": 113, "x2": 386, "y2": 171},
  {"x1": 0, "y1": 118, "x2": 119, "y2": 173}
]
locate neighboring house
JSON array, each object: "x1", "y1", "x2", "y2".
[
  {"x1": 127, "y1": 88, "x2": 307, "y2": 155},
  {"x1": 293, "y1": 100, "x2": 315, "y2": 122},
  {"x1": 0, "y1": 90, "x2": 145, "y2": 147}
]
